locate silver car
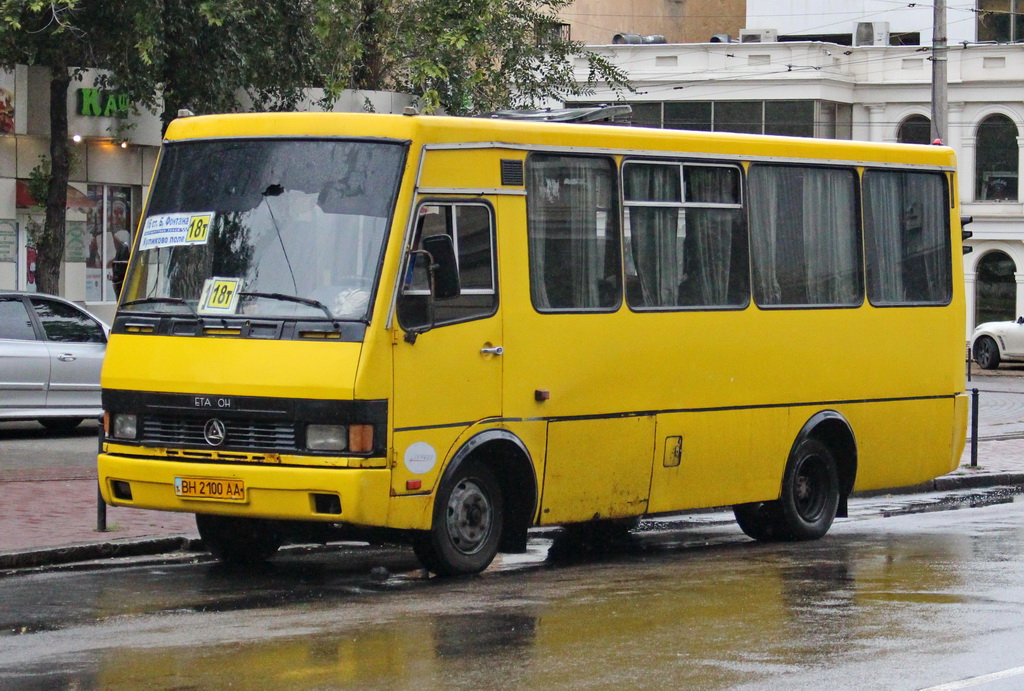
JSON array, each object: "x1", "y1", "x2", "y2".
[{"x1": 0, "y1": 291, "x2": 108, "y2": 432}]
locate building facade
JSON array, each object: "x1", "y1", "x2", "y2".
[
  {"x1": 0, "y1": 65, "x2": 411, "y2": 322},
  {"x1": 558, "y1": 0, "x2": 745, "y2": 44},
  {"x1": 567, "y1": 0, "x2": 1024, "y2": 336}
]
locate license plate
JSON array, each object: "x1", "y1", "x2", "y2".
[{"x1": 174, "y1": 476, "x2": 246, "y2": 502}]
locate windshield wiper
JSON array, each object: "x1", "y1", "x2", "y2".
[
  {"x1": 238, "y1": 291, "x2": 335, "y2": 320},
  {"x1": 120, "y1": 296, "x2": 199, "y2": 318}
]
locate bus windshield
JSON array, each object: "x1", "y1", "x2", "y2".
[{"x1": 122, "y1": 138, "x2": 406, "y2": 322}]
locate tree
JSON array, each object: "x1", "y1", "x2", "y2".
[
  {"x1": 0, "y1": 0, "x2": 628, "y2": 294},
  {"x1": 0, "y1": 0, "x2": 321, "y2": 293},
  {"x1": 316, "y1": 0, "x2": 631, "y2": 115},
  {"x1": 0, "y1": 1, "x2": 154, "y2": 294}
]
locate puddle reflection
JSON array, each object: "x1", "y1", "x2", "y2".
[{"x1": 5, "y1": 524, "x2": 991, "y2": 689}]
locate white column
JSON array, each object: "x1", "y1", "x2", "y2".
[
  {"x1": 865, "y1": 104, "x2": 887, "y2": 143},
  {"x1": 965, "y1": 270, "x2": 976, "y2": 338},
  {"x1": 948, "y1": 102, "x2": 966, "y2": 203},
  {"x1": 947, "y1": 102, "x2": 965, "y2": 153},
  {"x1": 1017, "y1": 136, "x2": 1024, "y2": 201},
  {"x1": 961, "y1": 136, "x2": 976, "y2": 202},
  {"x1": 1016, "y1": 271, "x2": 1024, "y2": 320}
]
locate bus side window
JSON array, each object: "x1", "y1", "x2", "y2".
[
  {"x1": 397, "y1": 202, "x2": 497, "y2": 330},
  {"x1": 863, "y1": 170, "x2": 951, "y2": 305},
  {"x1": 623, "y1": 161, "x2": 748, "y2": 310},
  {"x1": 526, "y1": 154, "x2": 621, "y2": 312},
  {"x1": 748, "y1": 164, "x2": 862, "y2": 308}
]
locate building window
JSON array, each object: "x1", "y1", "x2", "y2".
[
  {"x1": 85, "y1": 185, "x2": 133, "y2": 301},
  {"x1": 577, "y1": 100, "x2": 852, "y2": 139},
  {"x1": 978, "y1": 0, "x2": 1024, "y2": 42},
  {"x1": 898, "y1": 115, "x2": 932, "y2": 144},
  {"x1": 975, "y1": 114, "x2": 1019, "y2": 201},
  {"x1": 975, "y1": 250, "x2": 1017, "y2": 325}
]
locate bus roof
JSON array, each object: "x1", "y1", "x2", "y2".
[{"x1": 164, "y1": 111, "x2": 957, "y2": 169}]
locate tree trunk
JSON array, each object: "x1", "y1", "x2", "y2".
[{"x1": 37, "y1": 69, "x2": 72, "y2": 296}]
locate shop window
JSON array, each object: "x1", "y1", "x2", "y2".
[
  {"x1": 978, "y1": 0, "x2": 1024, "y2": 42},
  {"x1": 975, "y1": 114, "x2": 1019, "y2": 201},
  {"x1": 898, "y1": 115, "x2": 932, "y2": 144},
  {"x1": 86, "y1": 185, "x2": 133, "y2": 301}
]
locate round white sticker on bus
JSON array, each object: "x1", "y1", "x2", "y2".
[{"x1": 404, "y1": 442, "x2": 437, "y2": 475}]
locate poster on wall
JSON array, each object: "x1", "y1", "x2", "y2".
[
  {"x1": 0, "y1": 220, "x2": 15, "y2": 262},
  {"x1": 0, "y1": 69, "x2": 14, "y2": 134},
  {"x1": 65, "y1": 221, "x2": 87, "y2": 262}
]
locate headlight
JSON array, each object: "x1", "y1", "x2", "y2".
[
  {"x1": 307, "y1": 424, "x2": 347, "y2": 451},
  {"x1": 112, "y1": 413, "x2": 138, "y2": 440}
]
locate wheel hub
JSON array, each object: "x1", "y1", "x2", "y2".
[{"x1": 446, "y1": 479, "x2": 492, "y2": 555}]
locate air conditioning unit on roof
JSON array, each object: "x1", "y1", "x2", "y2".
[
  {"x1": 739, "y1": 29, "x2": 778, "y2": 43},
  {"x1": 854, "y1": 21, "x2": 890, "y2": 46}
]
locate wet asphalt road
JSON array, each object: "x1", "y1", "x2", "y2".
[{"x1": 4, "y1": 493, "x2": 1024, "y2": 690}]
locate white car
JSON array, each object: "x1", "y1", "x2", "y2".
[
  {"x1": 0, "y1": 291, "x2": 109, "y2": 432},
  {"x1": 971, "y1": 317, "x2": 1024, "y2": 370}
]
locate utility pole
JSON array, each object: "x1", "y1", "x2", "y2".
[{"x1": 931, "y1": 0, "x2": 948, "y2": 144}]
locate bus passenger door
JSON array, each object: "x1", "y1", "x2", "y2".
[{"x1": 392, "y1": 200, "x2": 502, "y2": 492}]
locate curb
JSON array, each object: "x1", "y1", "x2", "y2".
[
  {"x1": 4, "y1": 473, "x2": 1024, "y2": 572},
  {"x1": 0, "y1": 536, "x2": 201, "y2": 572}
]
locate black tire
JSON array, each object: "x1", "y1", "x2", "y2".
[
  {"x1": 195, "y1": 514, "x2": 283, "y2": 565},
  {"x1": 734, "y1": 438, "x2": 840, "y2": 542},
  {"x1": 776, "y1": 438, "x2": 840, "y2": 541},
  {"x1": 38, "y1": 417, "x2": 83, "y2": 433},
  {"x1": 974, "y1": 336, "x2": 1001, "y2": 370},
  {"x1": 733, "y1": 500, "x2": 785, "y2": 541},
  {"x1": 413, "y1": 461, "x2": 504, "y2": 576}
]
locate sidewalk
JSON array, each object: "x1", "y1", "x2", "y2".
[{"x1": 3, "y1": 379, "x2": 1024, "y2": 570}]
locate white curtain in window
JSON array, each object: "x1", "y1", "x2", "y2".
[
  {"x1": 802, "y1": 168, "x2": 858, "y2": 304},
  {"x1": 864, "y1": 173, "x2": 905, "y2": 302},
  {"x1": 687, "y1": 168, "x2": 736, "y2": 305}
]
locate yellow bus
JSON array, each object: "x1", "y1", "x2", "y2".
[{"x1": 98, "y1": 110, "x2": 969, "y2": 575}]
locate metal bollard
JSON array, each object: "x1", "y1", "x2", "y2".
[
  {"x1": 97, "y1": 485, "x2": 107, "y2": 532},
  {"x1": 96, "y1": 418, "x2": 107, "y2": 532},
  {"x1": 967, "y1": 345, "x2": 972, "y2": 382},
  {"x1": 971, "y1": 387, "x2": 979, "y2": 468}
]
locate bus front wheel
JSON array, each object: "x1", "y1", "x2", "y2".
[
  {"x1": 413, "y1": 460, "x2": 504, "y2": 576},
  {"x1": 734, "y1": 438, "x2": 840, "y2": 542},
  {"x1": 196, "y1": 514, "x2": 283, "y2": 565}
]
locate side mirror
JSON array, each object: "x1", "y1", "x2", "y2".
[
  {"x1": 398, "y1": 235, "x2": 461, "y2": 343},
  {"x1": 422, "y1": 234, "x2": 460, "y2": 300}
]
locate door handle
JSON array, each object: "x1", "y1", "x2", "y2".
[
  {"x1": 58, "y1": 354, "x2": 77, "y2": 362},
  {"x1": 480, "y1": 346, "x2": 504, "y2": 356}
]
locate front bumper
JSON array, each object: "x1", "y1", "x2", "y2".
[{"x1": 98, "y1": 453, "x2": 393, "y2": 526}]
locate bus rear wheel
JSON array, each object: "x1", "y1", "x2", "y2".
[
  {"x1": 734, "y1": 438, "x2": 840, "y2": 542},
  {"x1": 413, "y1": 461, "x2": 504, "y2": 576},
  {"x1": 733, "y1": 501, "x2": 784, "y2": 541},
  {"x1": 196, "y1": 514, "x2": 283, "y2": 565}
]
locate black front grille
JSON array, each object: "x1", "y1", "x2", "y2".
[{"x1": 142, "y1": 415, "x2": 299, "y2": 451}]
